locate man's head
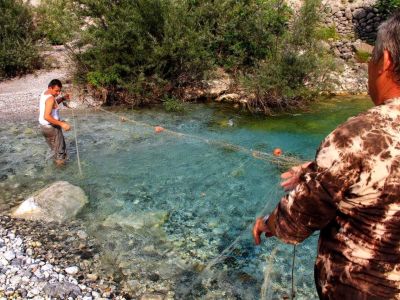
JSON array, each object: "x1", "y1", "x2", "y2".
[
  {"x1": 48, "y1": 79, "x2": 62, "y2": 97},
  {"x1": 369, "y1": 11, "x2": 400, "y2": 105}
]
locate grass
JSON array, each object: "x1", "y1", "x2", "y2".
[
  {"x1": 355, "y1": 50, "x2": 371, "y2": 63},
  {"x1": 315, "y1": 26, "x2": 340, "y2": 41}
]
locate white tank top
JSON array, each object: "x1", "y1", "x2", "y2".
[{"x1": 38, "y1": 91, "x2": 60, "y2": 125}]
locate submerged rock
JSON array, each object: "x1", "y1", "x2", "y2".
[
  {"x1": 102, "y1": 210, "x2": 169, "y2": 230},
  {"x1": 11, "y1": 181, "x2": 88, "y2": 222}
]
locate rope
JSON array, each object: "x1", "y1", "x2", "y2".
[
  {"x1": 72, "y1": 109, "x2": 83, "y2": 177},
  {"x1": 291, "y1": 245, "x2": 296, "y2": 299},
  {"x1": 96, "y1": 107, "x2": 304, "y2": 169}
]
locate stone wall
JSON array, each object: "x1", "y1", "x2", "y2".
[
  {"x1": 321, "y1": 1, "x2": 384, "y2": 43},
  {"x1": 318, "y1": 0, "x2": 389, "y2": 61},
  {"x1": 284, "y1": 0, "x2": 388, "y2": 62}
]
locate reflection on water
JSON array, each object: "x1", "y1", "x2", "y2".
[{"x1": 0, "y1": 97, "x2": 372, "y2": 299}]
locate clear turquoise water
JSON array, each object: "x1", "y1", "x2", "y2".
[{"x1": 0, "y1": 96, "x2": 373, "y2": 299}]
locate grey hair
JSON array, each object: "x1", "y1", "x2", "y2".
[{"x1": 372, "y1": 10, "x2": 400, "y2": 79}]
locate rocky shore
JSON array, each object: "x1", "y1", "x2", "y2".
[{"x1": 0, "y1": 215, "x2": 126, "y2": 300}]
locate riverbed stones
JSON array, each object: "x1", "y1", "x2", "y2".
[
  {"x1": 0, "y1": 215, "x2": 129, "y2": 299},
  {"x1": 11, "y1": 181, "x2": 88, "y2": 222},
  {"x1": 102, "y1": 210, "x2": 169, "y2": 230}
]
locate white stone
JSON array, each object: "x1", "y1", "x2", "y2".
[
  {"x1": 34, "y1": 269, "x2": 43, "y2": 279},
  {"x1": 41, "y1": 264, "x2": 53, "y2": 271},
  {"x1": 65, "y1": 266, "x2": 79, "y2": 275},
  {"x1": 14, "y1": 237, "x2": 23, "y2": 246},
  {"x1": 9, "y1": 275, "x2": 21, "y2": 286},
  {"x1": 3, "y1": 251, "x2": 15, "y2": 261},
  {"x1": 30, "y1": 287, "x2": 40, "y2": 295},
  {"x1": 12, "y1": 181, "x2": 88, "y2": 222},
  {"x1": 77, "y1": 230, "x2": 88, "y2": 240}
]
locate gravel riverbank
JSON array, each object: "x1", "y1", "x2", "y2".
[{"x1": 0, "y1": 215, "x2": 128, "y2": 300}]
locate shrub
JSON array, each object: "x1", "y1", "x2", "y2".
[
  {"x1": 34, "y1": 0, "x2": 80, "y2": 45},
  {"x1": 242, "y1": 0, "x2": 336, "y2": 114},
  {"x1": 69, "y1": 0, "x2": 335, "y2": 113},
  {"x1": 188, "y1": 0, "x2": 290, "y2": 70},
  {"x1": 355, "y1": 50, "x2": 371, "y2": 63},
  {"x1": 0, "y1": 0, "x2": 41, "y2": 79},
  {"x1": 315, "y1": 26, "x2": 340, "y2": 40},
  {"x1": 163, "y1": 96, "x2": 185, "y2": 112},
  {"x1": 71, "y1": 0, "x2": 212, "y2": 105},
  {"x1": 376, "y1": 0, "x2": 400, "y2": 15}
]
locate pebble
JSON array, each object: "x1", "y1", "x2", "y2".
[
  {"x1": 65, "y1": 266, "x2": 79, "y2": 275},
  {"x1": 77, "y1": 230, "x2": 88, "y2": 240},
  {"x1": 3, "y1": 250, "x2": 15, "y2": 261}
]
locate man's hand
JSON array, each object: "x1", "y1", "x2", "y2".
[
  {"x1": 280, "y1": 161, "x2": 312, "y2": 191},
  {"x1": 253, "y1": 217, "x2": 274, "y2": 245},
  {"x1": 57, "y1": 93, "x2": 70, "y2": 104},
  {"x1": 61, "y1": 122, "x2": 71, "y2": 131},
  {"x1": 63, "y1": 93, "x2": 70, "y2": 101}
]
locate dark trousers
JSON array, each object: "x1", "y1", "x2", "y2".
[{"x1": 40, "y1": 125, "x2": 67, "y2": 160}]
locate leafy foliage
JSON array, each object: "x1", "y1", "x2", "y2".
[
  {"x1": 66, "y1": 0, "x2": 335, "y2": 113},
  {"x1": 34, "y1": 0, "x2": 80, "y2": 45},
  {"x1": 355, "y1": 50, "x2": 371, "y2": 63},
  {"x1": 187, "y1": 0, "x2": 290, "y2": 70},
  {"x1": 72, "y1": 0, "x2": 213, "y2": 105},
  {"x1": 243, "y1": 0, "x2": 336, "y2": 114},
  {"x1": 315, "y1": 26, "x2": 340, "y2": 41},
  {"x1": 0, "y1": 0, "x2": 41, "y2": 79},
  {"x1": 376, "y1": 0, "x2": 400, "y2": 15},
  {"x1": 163, "y1": 96, "x2": 186, "y2": 112}
]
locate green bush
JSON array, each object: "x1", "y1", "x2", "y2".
[
  {"x1": 34, "y1": 0, "x2": 80, "y2": 45},
  {"x1": 163, "y1": 96, "x2": 185, "y2": 112},
  {"x1": 376, "y1": 0, "x2": 400, "y2": 15},
  {"x1": 242, "y1": 0, "x2": 336, "y2": 114},
  {"x1": 355, "y1": 50, "x2": 371, "y2": 63},
  {"x1": 315, "y1": 26, "x2": 340, "y2": 40},
  {"x1": 70, "y1": 0, "x2": 290, "y2": 104},
  {"x1": 0, "y1": 0, "x2": 41, "y2": 79},
  {"x1": 188, "y1": 0, "x2": 290, "y2": 69},
  {"x1": 72, "y1": 0, "x2": 212, "y2": 105},
  {"x1": 68, "y1": 0, "x2": 334, "y2": 113}
]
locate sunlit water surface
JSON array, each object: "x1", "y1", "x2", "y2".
[{"x1": 0, "y1": 96, "x2": 372, "y2": 299}]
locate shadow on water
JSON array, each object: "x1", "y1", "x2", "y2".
[{"x1": 0, "y1": 96, "x2": 371, "y2": 299}]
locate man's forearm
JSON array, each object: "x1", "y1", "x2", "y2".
[
  {"x1": 265, "y1": 209, "x2": 278, "y2": 236},
  {"x1": 44, "y1": 115, "x2": 64, "y2": 127}
]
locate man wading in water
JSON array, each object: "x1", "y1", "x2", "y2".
[
  {"x1": 253, "y1": 11, "x2": 400, "y2": 299},
  {"x1": 39, "y1": 79, "x2": 71, "y2": 165}
]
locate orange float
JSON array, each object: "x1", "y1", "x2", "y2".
[
  {"x1": 154, "y1": 126, "x2": 165, "y2": 133},
  {"x1": 273, "y1": 148, "x2": 282, "y2": 156}
]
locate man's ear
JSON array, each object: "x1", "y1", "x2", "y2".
[{"x1": 382, "y1": 49, "x2": 393, "y2": 72}]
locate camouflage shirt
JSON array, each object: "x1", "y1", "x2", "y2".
[{"x1": 271, "y1": 98, "x2": 400, "y2": 299}]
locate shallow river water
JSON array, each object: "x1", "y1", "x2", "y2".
[{"x1": 0, "y1": 96, "x2": 372, "y2": 299}]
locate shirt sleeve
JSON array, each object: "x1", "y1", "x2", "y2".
[{"x1": 271, "y1": 127, "x2": 363, "y2": 244}]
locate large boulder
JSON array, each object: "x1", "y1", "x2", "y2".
[{"x1": 12, "y1": 181, "x2": 88, "y2": 222}]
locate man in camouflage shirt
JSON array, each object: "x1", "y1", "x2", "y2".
[{"x1": 253, "y1": 11, "x2": 400, "y2": 299}]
